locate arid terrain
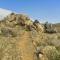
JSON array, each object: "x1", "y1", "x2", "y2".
[{"x1": 0, "y1": 13, "x2": 60, "y2": 60}]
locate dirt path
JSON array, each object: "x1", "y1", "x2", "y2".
[{"x1": 17, "y1": 31, "x2": 35, "y2": 60}]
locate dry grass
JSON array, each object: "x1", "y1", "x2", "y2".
[{"x1": 0, "y1": 13, "x2": 60, "y2": 60}]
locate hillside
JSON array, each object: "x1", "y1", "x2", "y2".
[{"x1": 0, "y1": 13, "x2": 60, "y2": 60}]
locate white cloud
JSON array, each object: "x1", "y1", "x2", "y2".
[{"x1": 0, "y1": 8, "x2": 12, "y2": 20}]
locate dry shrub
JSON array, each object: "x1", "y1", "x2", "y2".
[{"x1": 42, "y1": 46, "x2": 60, "y2": 60}]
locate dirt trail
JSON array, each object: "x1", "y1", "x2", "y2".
[{"x1": 17, "y1": 31, "x2": 35, "y2": 60}]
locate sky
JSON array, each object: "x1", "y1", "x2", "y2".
[{"x1": 0, "y1": 0, "x2": 60, "y2": 23}]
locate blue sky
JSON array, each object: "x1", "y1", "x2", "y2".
[{"x1": 0, "y1": 0, "x2": 60, "y2": 23}]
